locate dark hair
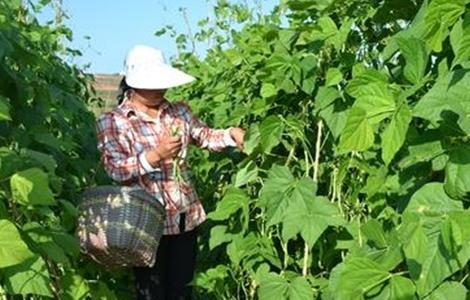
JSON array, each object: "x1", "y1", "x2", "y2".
[{"x1": 117, "y1": 77, "x2": 132, "y2": 104}]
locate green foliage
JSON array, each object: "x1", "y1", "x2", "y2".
[
  {"x1": 0, "y1": 1, "x2": 128, "y2": 299},
  {"x1": 161, "y1": 0, "x2": 470, "y2": 299},
  {"x1": 2, "y1": 0, "x2": 470, "y2": 299}
]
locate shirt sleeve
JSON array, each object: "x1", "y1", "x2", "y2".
[
  {"x1": 179, "y1": 102, "x2": 237, "y2": 152},
  {"x1": 96, "y1": 113, "x2": 158, "y2": 183}
]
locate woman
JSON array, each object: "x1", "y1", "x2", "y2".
[{"x1": 96, "y1": 45, "x2": 244, "y2": 299}]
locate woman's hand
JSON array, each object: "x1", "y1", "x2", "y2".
[
  {"x1": 230, "y1": 127, "x2": 245, "y2": 151},
  {"x1": 146, "y1": 135, "x2": 182, "y2": 167}
]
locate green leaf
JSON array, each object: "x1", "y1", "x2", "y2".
[
  {"x1": 381, "y1": 102, "x2": 412, "y2": 165},
  {"x1": 260, "y1": 83, "x2": 277, "y2": 99},
  {"x1": 413, "y1": 69, "x2": 470, "y2": 133},
  {"x1": 315, "y1": 86, "x2": 340, "y2": 112},
  {"x1": 259, "y1": 116, "x2": 284, "y2": 153},
  {"x1": 193, "y1": 265, "x2": 230, "y2": 292},
  {"x1": 402, "y1": 184, "x2": 466, "y2": 296},
  {"x1": 338, "y1": 107, "x2": 374, "y2": 152},
  {"x1": 325, "y1": 68, "x2": 343, "y2": 87},
  {"x1": 0, "y1": 147, "x2": 22, "y2": 179},
  {"x1": 288, "y1": 276, "x2": 314, "y2": 300},
  {"x1": 19, "y1": 149, "x2": 57, "y2": 174},
  {"x1": 243, "y1": 124, "x2": 261, "y2": 155},
  {"x1": 399, "y1": 215, "x2": 428, "y2": 281},
  {"x1": 352, "y1": 83, "x2": 396, "y2": 124},
  {"x1": 397, "y1": 37, "x2": 428, "y2": 84},
  {"x1": 23, "y1": 222, "x2": 69, "y2": 264},
  {"x1": 60, "y1": 272, "x2": 90, "y2": 300},
  {"x1": 258, "y1": 273, "x2": 289, "y2": 300},
  {"x1": 258, "y1": 273, "x2": 313, "y2": 300},
  {"x1": 258, "y1": 165, "x2": 295, "y2": 226},
  {"x1": 88, "y1": 282, "x2": 117, "y2": 300},
  {"x1": 404, "y1": 183, "x2": 463, "y2": 216},
  {"x1": 0, "y1": 96, "x2": 11, "y2": 121},
  {"x1": 425, "y1": 281, "x2": 467, "y2": 300},
  {"x1": 361, "y1": 219, "x2": 387, "y2": 249},
  {"x1": 388, "y1": 276, "x2": 416, "y2": 300},
  {"x1": 10, "y1": 168, "x2": 56, "y2": 206},
  {"x1": 444, "y1": 146, "x2": 470, "y2": 199},
  {"x1": 450, "y1": 15, "x2": 470, "y2": 67},
  {"x1": 51, "y1": 231, "x2": 80, "y2": 259},
  {"x1": 332, "y1": 257, "x2": 390, "y2": 299},
  {"x1": 283, "y1": 192, "x2": 344, "y2": 246},
  {"x1": 208, "y1": 187, "x2": 248, "y2": 220},
  {"x1": 226, "y1": 233, "x2": 258, "y2": 265},
  {"x1": 440, "y1": 217, "x2": 462, "y2": 256},
  {"x1": 346, "y1": 69, "x2": 389, "y2": 98},
  {"x1": 424, "y1": 0, "x2": 465, "y2": 52},
  {"x1": 3, "y1": 256, "x2": 52, "y2": 297},
  {"x1": 209, "y1": 225, "x2": 233, "y2": 250},
  {"x1": 0, "y1": 220, "x2": 35, "y2": 268},
  {"x1": 234, "y1": 161, "x2": 258, "y2": 187}
]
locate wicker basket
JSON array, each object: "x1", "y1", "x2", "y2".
[{"x1": 77, "y1": 185, "x2": 166, "y2": 268}]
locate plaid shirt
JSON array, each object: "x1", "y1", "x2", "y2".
[{"x1": 96, "y1": 98, "x2": 236, "y2": 235}]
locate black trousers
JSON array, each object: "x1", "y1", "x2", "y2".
[{"x1": 133, "y1": 229, "x2": 197, "y2": 300}]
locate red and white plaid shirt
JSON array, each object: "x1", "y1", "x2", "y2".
[{"x1": 96, "y1": 98, "x2": 236, "y2": 235}]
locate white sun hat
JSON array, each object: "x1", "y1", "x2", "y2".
[{"x1": 123, "y1": 45, "x2": 195, "y2": 89}]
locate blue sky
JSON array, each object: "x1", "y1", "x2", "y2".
[{"x1": 39, "y1": 1, "x2": 278, "y2": 74}]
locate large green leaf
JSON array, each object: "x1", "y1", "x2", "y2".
[
  {"x1": 10, "y1": 168, "x2": 55, "y2": 206},
  {"x1": 371, "y1": 275, "x2": 416, "y2": 300},
  {"x1": 388, "y1": 276, "x2": 416, "y2": 300},
  {"x1": 208, "y1": 187, "x2": 249, "y2": 220},
  {"x1": 234, "y1": 161, "x2": 258, "y2": 187},
  {"x1": 260, "y1": 83, "x2": 277, "y2": 98},
  {"x1": 444, "y1": 146, "x2": 470, "y2": 199},
  {"x1": 399, "y1": 215, "x2": 428, "y2": 281},
  {"x1": 338, "y1": 107, "x2": 374, "y2": 152},
  {"x1": 258, "y1": 273, "x2": 313, "y2": 300},
  {"x1": 450, "y1": 15, "x2": 470, "y2": 68},
  {"x1": 424, "y1": 0, "x2": 465, "y2": 52},
  {"x1": 209, "y1": 225, "x2": 233, "y2": 250},
  {"x1": 352, "y1": 83, "x2": 396, "y2": 124},
  {"x1": 23, "y1": 222, "x2": 69, "y2": 264},
  {"x1": 397, "y1": 37, "x2": 428, "y2": 84},
  {"x1": 283, "y1": 192, "x2": 344, "y2": 246},
  {"x1": 2, "y1": 256, "x2": 52, "y2": 297},
  {"x1": 425, "y1": 281, "x2": 467, "y2": 300},
  {"x1": 60, "y1": 272, "x2": 90, "y2": 300},
  {"x1": 316, "y1": 86, "x2": 347, "y2": 139},
  {"x1": 331, "y1": 257, "x2": 390, "y2": 299},
  {"x1": 381, "y1": 102, "x2": 412, "y2": 165},
  {"x1": 404, "y1": 183, "x2": 462, "y2": 216},
  {"x1": 361, "y1": 219, "x2": 388, "y2": 249},
  {"x1": 413, "y1": 69, "x2": 470, "y2": 133},
  {"x1": 402, "y1": 184, "x2": 467, "y2": 296},
  {"x1": 0, "y1": 220, "x2": 35, "y2": 268},
  {"x1": 259, "y1": 115, "x2": 284, "y2": 153},
  {"x1": 258, "y1": 165, "x2": 295, "y2": 226},
  {"x1": 346, "y1": 69, "x2": 389, "y2": 98}
]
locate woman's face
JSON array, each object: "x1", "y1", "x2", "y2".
[{"x1": 134, "y1": 88, "x2": 167, "y2": 106}]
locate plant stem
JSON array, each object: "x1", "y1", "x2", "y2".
[
  {"x1": 313, "y1": 120, "x2": 323, "y2": 182},
  {"x1": 303, "y1": 119, "x2": 323, "y2": 277}
]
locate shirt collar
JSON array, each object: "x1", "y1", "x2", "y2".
[{"x1": 117, "y1": 97, "x2": 171, "y2": 120}]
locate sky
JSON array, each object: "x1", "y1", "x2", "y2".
[{"x1": 38, "y1": 0, "x2": 278, "y2": 74}]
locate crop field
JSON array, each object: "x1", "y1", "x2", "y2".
[{"x1": 0, "y1": 0, "x2": 470, "y2": 299}]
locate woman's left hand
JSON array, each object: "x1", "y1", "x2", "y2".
[{"x1": 230, "y1": 127, "x2": 245, "y2": 151}]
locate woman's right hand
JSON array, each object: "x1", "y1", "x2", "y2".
[{"x1": 146, "y1": 136, "x2": 182, "y2": 167}]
